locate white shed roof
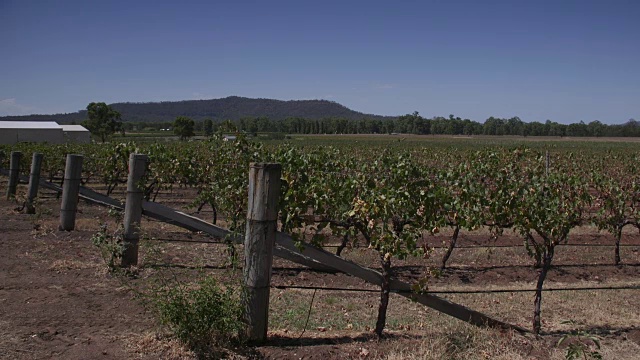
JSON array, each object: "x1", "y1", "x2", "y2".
[
  {"x1": 0, "y1": 121, "x2": 62, "y2": 129},
  {"x1": 60, "y1": 125, "x2": 89, "y2": 132}
]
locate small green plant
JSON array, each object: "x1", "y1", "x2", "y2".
[
  {"x1": 138, "y1": 233, "x2": 164, "y2": 268},
  {"x1": 152, "y1": 276, "x2": 243, "y2": 351},
  {"x1": 223, "y1": 234, "x2": 241, "y2": 270},
  {"x1": 12, "y1": 192, "x2": 27, "y2": 209},
  {"x1": 558, "y1": 323, "x2": 603, "y2": 360},
  {"x1": 28, "y1": 198, "x2": 53, "y2": 234},
  {"x1": 91, "y1": 224, "x2": 124, "y2": 271}
]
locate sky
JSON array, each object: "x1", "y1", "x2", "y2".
[{"x1": 1, "y1": 0, "x2": 639, "y2": 124}]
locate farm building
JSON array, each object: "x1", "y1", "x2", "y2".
[
  {"x1": 60, "y1": 125, "x2": 91, "y2": 143},
  {"x1": 0, "y1": 121, "x2": 64, "y2": 144},
  {"x1": 0, "y1": 121, "x2": 90, "y2": 144}
]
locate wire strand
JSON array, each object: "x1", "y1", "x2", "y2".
[{"x1": 271, "y1": 284, "x2": 640, "y2": 294}]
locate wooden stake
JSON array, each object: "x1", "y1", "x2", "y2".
[
  {"x1": 59, "y1": 154, "x2": 83, "y2": 231},
  {"x1": 121, "y1": 153, "x2": 148, "y2": 267},
  {"x1": 243, "y1": 163, "x2": 281, "y2": 343},
  {"x1": 26, "y1": 153, "x2": 43, "y2": 214},
  {"x1": 6, "y1": 151, "x2": 22, "y2": 200}
]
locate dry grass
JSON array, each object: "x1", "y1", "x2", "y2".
[
  {"x1": 121, "y1": 332, "x2": 197, "y2": 360},
  {"x1": 122, "y1": 330, "x2": 257, "y2": 359},
  {"x1": 268, "y1": 278, "x2": 639, "y2": 358},
  {"x1": 379, "y1": 325, "x2": 540, "y2": 360},
  {"x1": 48, "y1": 258, "x2": 98, "y2": 272},
  {"x1": 375, "y1": 316, "x2": 640, "y2": 360},
  {"x1": 378, "y1": 320, "x2": 640, "y2": 360},
  {"x1": 268, "y1": 280, "x2": 640, "y2": 333},
  {"x1": 598, "y1": 339, "x2": 640, "y2": 359}
]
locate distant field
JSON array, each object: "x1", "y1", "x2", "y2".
[
  {"x1": 113, "y1": 130, "x2": 640, "y2": 147},
  {"x1": 292, "y1": 133, "x2": 640, "y2": 142},
  {"x1": 280, "y1": 133, "x2": 640, "y2": 151}
]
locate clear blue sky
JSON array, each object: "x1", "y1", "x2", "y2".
[{"x1": 1, "y1": 0, "x2": 639, "y2": 124}]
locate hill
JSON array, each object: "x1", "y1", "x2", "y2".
[{"x1": 0, "y1": 96, "x2": 393, "y2": 123}]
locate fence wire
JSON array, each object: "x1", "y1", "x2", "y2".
[{"x1": 271, "y1": 284, "x2": 640, "y2": 295}]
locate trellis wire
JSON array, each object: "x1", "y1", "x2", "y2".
[{"x1": 272, "y1": 284, "x2": 640, "y2": 294}]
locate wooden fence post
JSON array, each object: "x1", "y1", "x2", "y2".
[
  {"x1": 26, "y1": 153, "x2": 43, "y2": 214},
  {"x1": 6, "y1": 151, "x2": 22, "y2": 200},
  {"x1": 243, "y1": 163, "x2": 281, "y2": 343},
  {"x1": 59, "y1": 154, "x2": 83, "y2": 231},
  {"x1": 121, "y1": 153, "x2": 148, "y2": 267}
]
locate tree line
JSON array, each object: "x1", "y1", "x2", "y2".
[
  {"x1": 80, "y1": 102, "x2": 640, "y2": 141},
  {"x1": 124, "y1": 112, "x2": 640, "y2": 138}
]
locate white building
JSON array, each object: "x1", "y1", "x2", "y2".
[
  {"x1": 61, "y1": 125, "x2": 91, "y2": 143},
  {"x1": 0, "y1": 121, "x2": 90, "y2": 144}
]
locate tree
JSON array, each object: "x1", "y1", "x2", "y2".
[
  {"x1": 194, "y1": 120, "x2": 204, "y2": 133},
  {"x1": 587, "y1": 120, "x2": 605, "y2": 137},
  {"x1": 82, "y1": 102, "x2": 123, "y2": 142},
  {"x1": 203, "y1": 119, "x2": 213, "y2": 136},
  {"x1": 173, "y1": 116, "x2": 195, "y2": 140}
]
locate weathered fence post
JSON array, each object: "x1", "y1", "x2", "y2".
[
  {"x1": 121, "y1": 153, "x2": 148, "y2": 267},
  {"x1": 59, "y1": 154, "x2": 83, "y2": 231},
  {"x1": 243, "y1": 163, "x2": 281, "y2": 343},
  {"x1": 6, "y1": 151, "x2": 22, "y2": 200},
  {"x1": 26, "y1": 153, "x2": 43, "y2": 214}
]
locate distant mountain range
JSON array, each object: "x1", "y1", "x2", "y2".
[{"x1": 0, "y1": 96, "x2": 394, "y2": 123}]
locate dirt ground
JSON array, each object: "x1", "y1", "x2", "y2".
[{"x1": 1, "y1": 183, "x2": 640, "y2": 359}]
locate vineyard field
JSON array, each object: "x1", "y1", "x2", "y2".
[{"x1": 1, "y1": 135, "x2": 640, "y2": 359}]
